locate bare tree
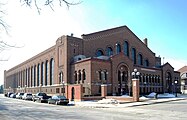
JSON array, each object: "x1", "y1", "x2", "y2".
[
  {"x1": 20, "y1": 0, "x2": 82, "y2": 14},
  {"x1": 0, "y1": 0, "x2": 81, "y2": 61}
]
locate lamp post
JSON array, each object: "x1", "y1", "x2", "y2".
[
  {"x1": 175, "y1": 80, "x2": 178, "y2": 97},
  {"x1": 61, "y1": 81, "x2": 65, "y2": 96},
  {"x1": 131, "y1": 68, "x2": 140, "y2": 79},
  {"x1": 131, "y1": 68, "x2": 140, "y2": 102}
]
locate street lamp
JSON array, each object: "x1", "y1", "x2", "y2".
[
  {"x1": 61, "y1": 81, "x2": 65, "y2": 96},
  {"x1": 174, "y1": 80, "x2": 178, "y2": 97},
  {"x1": 131, "y1": 69, "x2": 140, "y2": 79}
]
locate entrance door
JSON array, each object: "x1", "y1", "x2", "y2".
[
  {"x1": 117, "y1": 65, "x2": 129, "y2": 95},
  {"x1": 71, "y1": 87, "x2": 75, "y2": 101}
]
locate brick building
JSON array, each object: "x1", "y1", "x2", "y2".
[
  {"x1": 4, "y1": 26, "x2": 180, "y2": 101},
  {"x1": 178, "y1": 66, "x2": 187, "y2": 94}
]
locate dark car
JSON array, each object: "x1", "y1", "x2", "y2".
[
  {"x1": 48, "y1": 95, "x2": 69, "y2": 105},
  {"x1": 33, "y1": 92, "x2": 51, "y2": 103}
]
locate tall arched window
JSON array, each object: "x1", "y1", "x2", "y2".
[
  {"x1": 74, "y1": 71, "x2": 77, "y2": 83},
  {"x1": 116, "y1": 43, "x2": 121, "y2": 54},
  {"x1": 45, "y1": 60, "x2": 49, "y2": 86},
  {"x1": 96, "y1": 50, "x2": 104, "y2": 57},
  {"x1": 31, "y1": 67, "x2": 33, "y2": 87},
  {"x1": 132, "y1": 48, "x2": 136, "y2": 64},
  {"x1": 138, "y1": 54, "x2": 143, "y2": 65},
  {"x1": 50, "y1": 58, "x2": 54, "y2": 85},
  {"x1": 124, "y1": 41, "x2": 129, "y2": 56},
  {"x1": 82, "y1": 69, "x2": 86, "y2": 80},
  {"x1": 78, "y1": 70, "x2": 81, "y2": 83},
  {"x1": 144, "y1": 59, "x2": 149, "y2": 67},
  {"x1": 41, "y1": 62, "x2": 44, "y2": 86},
  {"x1": 28, "y1": 68, "x2": 30, "y2": 87},
  {"x1": 37, "y1": 64, "x2": 40, "y2": 86},
  {"x1": 107, "y1": 47, "x2": 113, "y2": 56},
  {"x1": 34, "y1": 65, "x2": 36, "y2": 87}
]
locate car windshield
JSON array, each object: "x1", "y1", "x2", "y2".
[
  {"x1": 38, "y1": 93, "x2": 47, "y2": 96},
  {"x1": 58, "y1": 96, "x2": 66, "y2": 99},
  {"x1": 20, "y1": 93, "x2": 24, "y2": 95},
  {"x1": 27, "y1": 94, "x2": 32, "y2": 96}
]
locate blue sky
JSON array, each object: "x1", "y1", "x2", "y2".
[{"x1": 0, "y1": 0, "x2": 187, "y2": 85}]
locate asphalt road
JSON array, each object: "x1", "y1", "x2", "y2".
[{"x1": 0, "y1": 94, "x2": 187, "y2": 120}]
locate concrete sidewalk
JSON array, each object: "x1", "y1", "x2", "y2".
[{"x1": 72, "y1": 94, "x2": 187, "y2": 108}]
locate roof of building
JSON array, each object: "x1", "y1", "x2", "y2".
[{"x1": 178, "y1": 66, "x2": 187, "y2": 73}]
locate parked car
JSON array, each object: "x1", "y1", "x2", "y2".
[
  {"x1": 32, "y1": 92, "x2": 51, "y2": 103},
  {"x1": 7, "y1": 92, "x2": 13, "y2": 97},
  {"x1": 22, "y1": 93, "x2": 33, "y2": 100},
  {"x1": 48, "y1": 95, "x2": 69, "y2": 105},
  {"x1": 10, "y1": 93, "x2": 16, "y2": 98},
  {"x1": 16, "y1": 92, "x2": 24, "y2": 99}
]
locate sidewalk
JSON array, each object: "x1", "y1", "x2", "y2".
[{"x1": 71, "y1": 94, "x2": 187, "y2": 108}]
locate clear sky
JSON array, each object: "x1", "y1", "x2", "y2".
[{"x1": 1, "y1": 0, "x2": 187, "y2": 85}]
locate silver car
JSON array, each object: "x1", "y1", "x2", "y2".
[{"x1": 22, "y1": 93, "x2": 33, "y2": 100}]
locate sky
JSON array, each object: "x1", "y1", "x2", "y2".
[{"x1": 0, "y1": 0, "x2": 187, "y2": 85}]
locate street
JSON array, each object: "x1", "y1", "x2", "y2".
[{"x1": 0, "y1": 94, "x2": 187, "y2": 120}]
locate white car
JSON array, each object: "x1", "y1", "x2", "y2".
[
  {"x1": 22, "y1": 93, "x2": 33, "y2": 100},
  {"x1": 16, "y1": 92, "x2": 24, "y2": 99}
]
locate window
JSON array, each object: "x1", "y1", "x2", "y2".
[
  {"x1": 138, "y1": 54, "x2": 143, "y2": 65},
  {"x1": 144, "y1": 59, "x2": 149, "y2": 67},
  {"x1": 56, "y1": 88, "x2": 60, "y2": 93},
  {"x1": 78, "y1": 70, "x2": 81, "y2": 81},
  {"x1": 74, "y1": 71, "x2": 77, "y2": 83},
  {"x1": 31, "y1": 67, "x2": 33, "y2": 87},
  {"x1": 37, "y1": 64, "x2": 40, "y2": 86},
  {"x1": 82, "y1": 69, "x2": 86, "y2": 80},
  {"x1": 116, "y1": 43, "x2": 121, "y2": 54},
  {"x1": 50, "y1": 58, "x2": 54, "y2": 85},
  {"x1": 124, "y1": 41, "x2": 129, "y2": 56},
  {"x1": 96, "y1": 50, "x2": 104, "y2": 57},
  {"x1": 34, "y1": 65, "x2": 36, "y2": 87},
  {"x1": 41, "y1": 62, "x2": 44, "y2": 86},
  {"x1": 132, "y1": 48, "x2": 136, "y2": 64},
  {"x1": 45, "y1": 60, "x2": 49, "y2": 86},
  {"x1": 107, "y1": 47, "x2": 113, "y2": 56}
]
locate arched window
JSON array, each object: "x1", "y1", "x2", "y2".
[
  {"x1": 28, "y1": 68, "x2": 30, "y2": 87},
  {"x1": 116, "y1": 43, "x2": 121, "y2": 54},
  {"x1": 96, "y1": 50, "x2": 104, "y2": 57},
  {"x1": 37, "y1": 64, "x2": 40, "y2": 86},
  {"x1": 78, "y1": 70, "x2": 81, "y2": 82},
  {"x1": 74, "y1": 71, "x2": 77, "y2": 83},
  {"x1": 59, "y1": 72, "x2": 63, "y2": 83},
  {"x1": 50, "y1": 58, "x2": 54, "y2": 85},
  {"x1": 82, "y1": 69, "x2": 86, "y2": 80},
  {"x1": 138, "y1": 54, "x2": 143, "y2": 65},
  {"x1": 34, "y1": 65, "x2": 36, "y2": 87},
  {"x1": 132, "y1": 48, "x2": 136, "y2": 64},
  {"x1": 41, "y1": 62, "x2": 44, "y2": 86},
  {"x1": 45, "y1": 60, "x2": 49, "y2": 86},
  {"x1": 144, "y1": 59, "x2": 149, "y2": 67},
  {"x1": 31, "y1": 67, "x2": 33, "y2": 87},
  {"x1": 124, "y1": 41, "x2": 129, "y2": 56},
  {"x1": 107, "y1": 47, "x2": 113, "y2": 56}
]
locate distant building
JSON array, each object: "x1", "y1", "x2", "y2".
[
  {"x1": 0, "y1": 85, "x2": 3, "y2": 93},
  {"x1": 4, "y1": 26, "x2": 180, "y2": 101},
  {"x1": 178, "y1": 66, "x2": 187, "y2": 94}
]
